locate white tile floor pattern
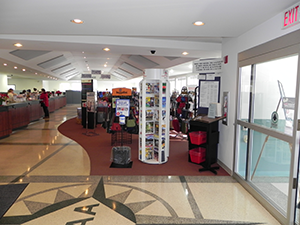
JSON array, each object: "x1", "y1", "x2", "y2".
[{"x1": 0, "y1": 104, "x2": 281, "y2": 224}]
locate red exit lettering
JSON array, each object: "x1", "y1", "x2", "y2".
[{"x1": 284, "y1": 5, "x2": 299, "y2": 27}]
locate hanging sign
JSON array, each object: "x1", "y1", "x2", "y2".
[
  {"x1": 91, "y1": 70, "x2": 102, "y2": 75},
  {"x1": 112, "y1": 88, "x2": 132, "y2": 96},
  {"x1": 283, "y1": 2, "x2": 300, "y2": 29},
  {"x1": 101, "y1": 74, "x2": 111, "y2": 79},
  {"x1": 115, "y1": 99, "x2": 130, "y2": 117},
  {"x1": 193, "y1": 59, "x2": 222, "y2": 73},
  {"x1": 81, "y1": 74, "x2": 92, "y2": 78}
]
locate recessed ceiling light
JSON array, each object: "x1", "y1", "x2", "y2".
[
  {"x1": 182, "y1": 52, "x2": 189, "y2": 55},
  {"x1": 14, "y1": 66, "x2": 17, "y2": 69},
  {"x1": 14, "y1": 43, "x2": 23, "y2": 47},
  {"x1": 3, "y1": 63, "x2": 7, "y2": 66},
  {"x1": 22, "y1": 69, "x2": 26, "y2": 71},
  {"x1": 193, "y1": 21, "x2": 204, "y2": 26},
  {"x1": 103, "y1": 48, "x2": 110, "y2": 52},
  {"x1": 71, "y1": 19, "x2": 83, "y2": 24}
]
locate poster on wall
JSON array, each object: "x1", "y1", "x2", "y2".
[
  {"x1": 222, "y1": 91, "x2": 229, "y2": 125},
  {"x1": 86, "y1": 92, "x2": 96, "y2": 113},
  {"x1": 115, "y1": 99, "x2": 130, "y2": 117}
]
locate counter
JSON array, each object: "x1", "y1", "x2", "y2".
[{"x1": 0, "y1": 96, "x2": 66, "y2": 139}]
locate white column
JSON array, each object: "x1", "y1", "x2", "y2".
[{"x1": 0, "y1": 74, "x2": 8, "y2": 92}]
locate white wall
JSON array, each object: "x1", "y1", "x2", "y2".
[
  {"x1": 219, "y1": 37, "x2": 239, "y2": 173},
  {"x1": 0, "y1": 74, "x2": 8, "y2": 92},
  {"x1": 8, "y1": 78, "x2": 42, "y2": 93},
  {"x1": 43, "y1": 77, "x2": 143, "y2": 93},
  {"x1": 220, "y1": 9, "x2": 300, "y2": 172}
]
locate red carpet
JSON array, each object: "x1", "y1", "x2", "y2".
[{"x1": 58, "y1": 118, "x2": 229, "y2": 176}]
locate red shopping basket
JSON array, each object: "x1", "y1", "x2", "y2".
[
  {"x1": 189, "y1": 131, "x2": 207, "y2": 145},
  {"x1": 189, "y1": 147, "x2": 206, "y2": 164}
]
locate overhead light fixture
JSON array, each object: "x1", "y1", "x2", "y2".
[
  {"x1": 14, "y1": 43, "x2": 23, "y2": 47},
  {"x1": 14, "y1": 66, "x2": 17, "y2": 69},
  {"x1": 71, "y1": 19, "x2": 83, "y2": 24},
  {"x1": 3, "y1": 63, "x2": 7, "y2": 66},
  {"x1": 103, "y1": 48, "x2": 110, "y2": 52},
  {"x1": 182, "y1": 52, "x2": 189, "y2": 55},
  {"x1": 193, "y1": 21, "x2": 204, "y2": 26},
  {"x1": 22, "y1": 69, "x2": 26, "y2": 71}
]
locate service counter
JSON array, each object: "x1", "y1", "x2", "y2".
[{"x1": 0, "y1": 96, "x2": 66, "y2": 139}]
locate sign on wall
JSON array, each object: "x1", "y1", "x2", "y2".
[
  {"x1": 193, "y1": 58, "x2": 222, "y2": 74},
  {"x1": 283, "y1": 2, "x2": 300, "y2": 29}
]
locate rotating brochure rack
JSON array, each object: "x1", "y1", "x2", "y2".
[{"x1": 139, "y1": 69, "x2": 170, "y2": 164}]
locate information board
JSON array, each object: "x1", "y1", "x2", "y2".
[{"x1": 198, "y1": 77, "x2": 221, "y2": 115}]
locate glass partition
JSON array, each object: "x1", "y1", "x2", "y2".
[
  {"x1": 253, "y1": 55, "x2": 298, "y2": 135},
  {"x1": 236, "y1": 54, "x2": 298, "y2": 220}
]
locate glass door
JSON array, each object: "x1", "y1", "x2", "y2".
[{"x1": 235, "y1": 54, "x2": 299, "y2": 222}]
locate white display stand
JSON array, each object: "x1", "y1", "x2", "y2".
[{"x1": 139, "y1": 69, "x2": 170, "y2": 164}]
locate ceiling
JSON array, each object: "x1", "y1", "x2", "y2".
[{"x1": 0, "y1": 0, "x2": 298, "y2": 81}]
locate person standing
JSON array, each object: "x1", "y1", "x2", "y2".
[
  {"x1": 7, "y1": 88, "x2": 16, "y2": 104},
  {"x1": 40, "y1": 88, "x2": 49, "y2": 119}
]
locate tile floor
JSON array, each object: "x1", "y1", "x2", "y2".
[{"x1": 0, "y1": 104, "x2": 281, "y2": 224}]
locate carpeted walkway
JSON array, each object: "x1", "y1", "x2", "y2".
[{"x1": 58, "y1": 117, "x2": 229, "y2": 176}]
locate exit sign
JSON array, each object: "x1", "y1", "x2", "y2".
[{"x1": 283, "y1": 2, "x2": 300, "y2": 29}]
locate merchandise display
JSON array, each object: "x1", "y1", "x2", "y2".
[{"x1": 139, "y1": 69, "x2": 170, "y2": 164}]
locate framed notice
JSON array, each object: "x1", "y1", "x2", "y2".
[
  {"x1": 197, "y1": 77, "x2": 221, "y2": 115},
  {"x1": 115, "y1": 99, "x2": 130, "y2": 117}
]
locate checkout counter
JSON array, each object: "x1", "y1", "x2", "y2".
[{"x1": 0, "y1": 96, "x2": 66, "y2": 139}]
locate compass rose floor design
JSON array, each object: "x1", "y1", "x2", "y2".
[{"x1": 0, "y1": 105, "x2": 281, "y2": 224}]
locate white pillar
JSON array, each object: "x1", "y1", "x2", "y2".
[{"x1": 0, "y1": 74, "x2": 8, "y2": 92}]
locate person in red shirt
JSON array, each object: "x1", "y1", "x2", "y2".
[{"x1": 40, "y1": 88, "x2": 49, "y2": 119}]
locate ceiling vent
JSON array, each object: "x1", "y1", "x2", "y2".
[
  {"x1": 60, "y1": 68, "x2": 76, "y2": 76},
  {"x1": 129, "y1": 55, "x2": 159, "y2": 68},
  {"x1": 37, "y1": 55, "x2": 67, "y2": 69},
  {"x1": 112, "y1": 72, "x2": 126, "y2": 80},
  {"x1": 66, "y1": 72, "x2": 79, "y2": 79},
  {"x1": 51, "y1": 63, "x2": 73, "y2": 74},
  {"x1": 165, "y1": 56, "x2": 179, "y2": 61},
  {"x1": 119, "y1": 62, "x2": 143, "y2": 75},
  {"x1": 115, "y1": 68, "x2": 133, "y2": 77},
  {"x1": 10, "y1": 49, "x2": 51, "y2": 61}
]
